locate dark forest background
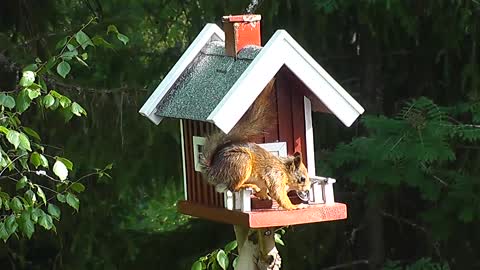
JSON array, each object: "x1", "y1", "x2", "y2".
[{"x1": 1, "y1": 1, "x2": 480, "y2": 269}]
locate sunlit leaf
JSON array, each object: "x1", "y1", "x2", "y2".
[
  {"x1": 216, "y1": 250, "x2": 228, "y2": 270},
  {"x1": 53, "y1": 160, "x2": 68, "y2": 180},
  {"x1": 56, "y1": 157, "x2": 73, "y2": 170},
  {"x1": 18, "y1": 132, "x2": 31, "y2": 151},
  {"x1": 36, "y1": 186, "x2": 47, "y2": 205},
  {"x1": 19, "y1": 71, "x2": 35, "y2": 87},
  {"x1": 7, "y1": 130, "x2": 20, "y2": 149},
  {"x1": 43, "y1": 94, "x2": 55, "y2": 108},
  {"x1": 116, "y1": 33, "x2": 129, "y2": 45},
  {"x1": 71, "y1": 102, "x2": 87, "y2": 116}
]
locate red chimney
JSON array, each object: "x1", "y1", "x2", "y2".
[{"x1": 222, "y1": 14, "x2": 261, "y2": 57}]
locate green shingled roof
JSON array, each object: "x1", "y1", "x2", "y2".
[{"x1": 155, "y1": 41, "x2": 261, "y2": 121}]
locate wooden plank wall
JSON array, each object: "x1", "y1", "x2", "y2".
[
  {"x1": 275, "y1": 68, "x2": 308, "y2": 165},
  {"x1": 182, "y1": 119, "x2": 224, "y2": 207}
]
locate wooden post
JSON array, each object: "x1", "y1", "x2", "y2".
[{"x1": 234, "y1": 225, "x2": 281, "y2": 270}]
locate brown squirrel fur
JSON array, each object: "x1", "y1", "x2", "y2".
[{"x1": 201, "y1": 79, "x2": 311, "y2": 210}]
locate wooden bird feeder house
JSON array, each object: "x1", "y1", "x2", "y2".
[{"x1": 139, "y1": 15, "x2": 364, "y2": 228}]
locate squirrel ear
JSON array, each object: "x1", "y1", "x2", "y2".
[{"x1": 293, "y1": 152, "x2": 302, "y2": 168}]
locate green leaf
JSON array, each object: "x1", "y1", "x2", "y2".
[
  {"x1": 36, "y1": 186, "x2": 47, "y2": 205},
  {"x1": 48, "y1": 203, "x2": 61, "y2": 220},
  {"x1": 61, "y1": 51, "x2": 78, "y2": 60},
  {"x1": 18, "y1": 132, "x2": 31, "y2": 151},
  {"x1": 16, "y1": 89, "x2": 31, "y2": 113},
  {"x1": 216, "y1": 250, "x2": 228, "y2": 270},
  {"x1": 274, "y1": 233, "x2": 285, "y2": 246},
  {"x1": 75, "y1": 56, "x2": 89, "y2": 67},
  {"x1": 232, "y1": 257, "x2": 238, "y2": 269},
  {"x1": 25, "y1": 189, "x2": 36, "y2": 205},
  {"x1": 70, "y1": 182, "x2": 85, "y2": 193},
  {"x1": 75, "y1": 30, "x2": 94, "y2": 49},
  {"x1": 22, "y1": 64, "x2": 38, "y2": 72},
  {"x1": 27, "y1": 88, "x2": 41, "y2": 99},
  {"x1": 59, "y1": 96, "x2": 71, "y2": 108},
  {"x1": 56, "y1": 157, "x2": 73, "y2": 170},
  {"x1": 0, "y1": 126, "x2": 8, "y2": 135},
  {"x1": 10, "y1": 197, "x2": 23, "y2": 213},
  {"x1": 19, "y1": 71, "x2": 35, "y2": 87},
  {"x1": 92, "y1": 36, "x2": 113, "y2": 49},
  {"x1": 107, "y1": 25, "x2": 119, "y2": 34},
  {"x1": 224, "y1": 240, "x2": 238, "y2": 252},
  {"x1": 53, "y1": 160, "x2": 68, "y2": 181},
  {"x1": 22, "y1": 127, "x2": 40, "y2": 142},
  {"x1": 30, "y1": 152, "x2": 48, "y2": 168},
  {"x1": 16, "y1": 176, "x2": 28, "y2": 190},
  {"x1": 31, "y1": 208, "x2": 44, "y2": 223},
  {"x1": 0, "y1": 94, "x2": 16, "y2": 109},
  {"x1": 38, "y1": 213, "x2": 53, "y2": 230},
  {"x1": 66, "y1": 44, "x2": 76, "y2": 51},
  {"x1": 43, "y1": 94, "x2": 55, "y2": 108},
  {"x1": 19, "y1": 211, "x2": 34, "y2": 239},
  {"x1": 116, "y1": 33, "x2": 129, "y2": 45},
  {"x1": 66, "y1": 193, "x2": 79, "y2": 211},
  {"x1": 7, "y1": 130, "x2": 20, "y2": 149},
  {"x1": 191, "y1": 261, "x2": 204, "y2": 270},
  {"x1": 5, "y1": 215, "x2": 17, "y2": 235},
  {"x1": 39, "y1": 78, "x2": 47, "y2": 91},
  {"x1": 56, "y1": 193, "x2": 66, "y2": 203},
  {"x1": 56, "y1": 61, "x2": 71, "y2": 78},
  {"x1": 71, "y1": 102, "x2": 87, "y2": 116},
  {"x1": 81, "y1": 52, "x2": 88, "y2": 60},
  {"x1": 0, "y1": 222, "x2": 8, "y2": 242},
  {"x1": 55, "y1": 36, "x2": 68, "y2": 50}
]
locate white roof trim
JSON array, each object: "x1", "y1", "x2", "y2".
[
  {"x1": 207, "y1": 30, "x2": 365, "y2": 133},
  {"x1": 139, "y1": 23, "x2": 225, "y2": 125}
]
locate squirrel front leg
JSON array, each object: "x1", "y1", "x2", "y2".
[{"x1": 268, "y1": 177, "x2": 297, "y2": 210}]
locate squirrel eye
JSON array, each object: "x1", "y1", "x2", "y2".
[{"x1": 300, "y1": 176, "x2": 306, "y2": 183}]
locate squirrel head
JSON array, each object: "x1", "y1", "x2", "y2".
[{"x1": 283, "y1": 152, "x2": 310, "y2": 192}]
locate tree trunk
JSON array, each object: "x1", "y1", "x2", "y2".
[
  {"x1": 234, "y1": 226, "x2": 281, "y2": 270},
  {"x1": 359, "y1": 22, "x2": 385, "y2": 270}
]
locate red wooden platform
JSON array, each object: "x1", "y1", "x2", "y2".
[{"x1": 178, "y1": 200, "x2": 347, "y2": 228}]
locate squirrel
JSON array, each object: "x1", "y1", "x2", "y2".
[{"x1": 201, "y1": 79, "x2": 311, "y2": 210}]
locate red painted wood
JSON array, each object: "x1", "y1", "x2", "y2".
[
  {"x1": 222, "y1": 15, "x2": 261, "y2": 57},
  {"x1": 178, "y1": 200, "x2": 347, "y2": 228},
  {"x1": 264, "y1": 87, "x2": 279, "y2": 143},
  {"x1": 291, "y1": 85, "x2": 307, "y2": 164},
  {"x1": 276, "y1": 74, "x2": 294, "y2": 155}
]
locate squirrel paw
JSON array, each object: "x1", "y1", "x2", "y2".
[{"x1": 296, "y1": 203, "x2": 309, "y2": 209}]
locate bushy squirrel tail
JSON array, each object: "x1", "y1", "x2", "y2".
[{"x1": 201, "y1": 79, "x2": 276, "y2": 173}]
